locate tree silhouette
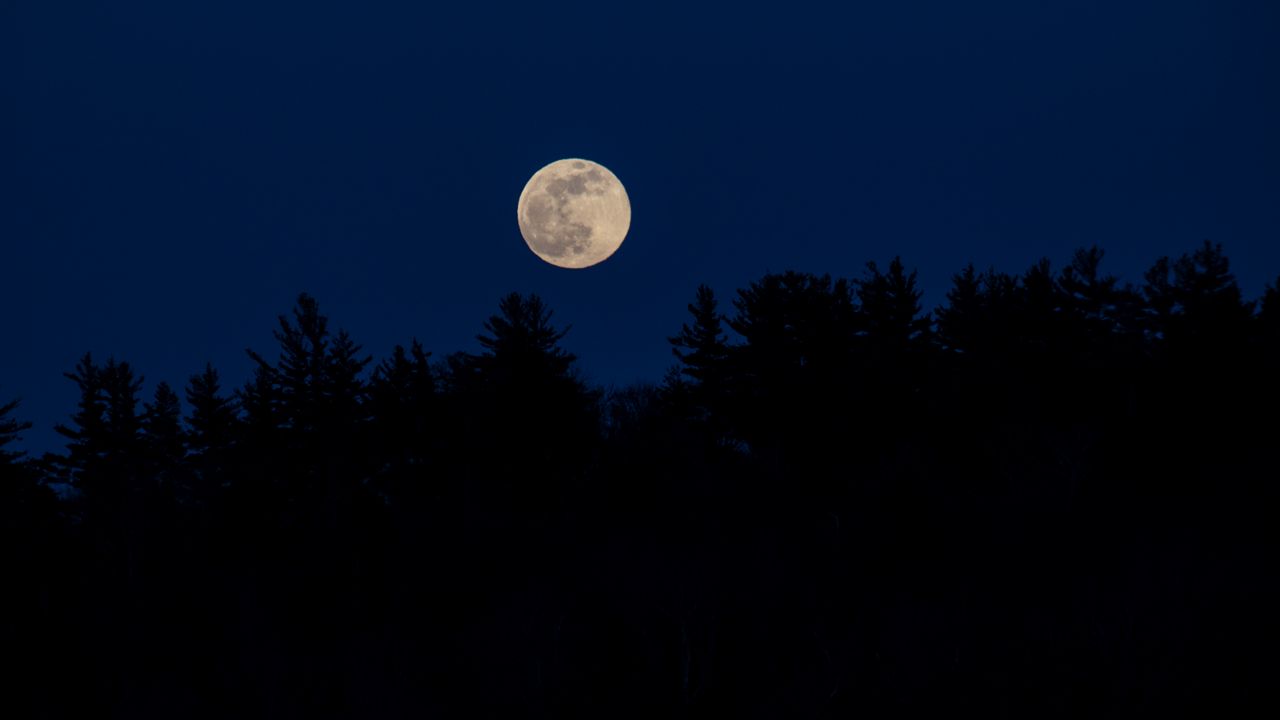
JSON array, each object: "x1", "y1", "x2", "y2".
[
  {"x1": 101, "y1": 358, "x2": 144, "y2": 461},
  {"x1": 466, "y1": 291, "x2": 577, "y2": 385},
  {"x1": 855, "y1": 256, "x2": 930, "y2": 347},
  {"x1": 238, "y1": 362, "x2": 280, "y2": 441},
  {"x1": 668, "y1": 284, "x2": 731, "y2": 430},
  {"x1": 5, "y1": 245, "x2": 1279, "y2": 718},
  {"x1": 726, "y1": 270, "x2": 859, "y2": 505},
  {"x1": 54, "y1": 353, "x2": 107, "y2": 484},
  {"x1": 185, "y1": 364, "x2": 237, "y2": 458},
  {"x1": 934, "y1": 263, "x2": 982, "y2": 353},
  {"x1": 1262, "y1": 276, "x2": 1280, "y2": 327},
  {"x1": 368, "y1": 340, "x2": 436, "y2": 500},
  {"x1": 670, "y1": 284, "x2": 729, "y2": 386},
  {"x1": 444, "y1": 291, "x2": 597, "y2": 531},
  {"x1": 0, "y1": 397, "x2": 31, "y2": 467},
  {"x1": 1144, "y1": 240, "x2": 1254, "y2": 349},
  {"x1": 139, "y1": 381, "x2": 185, "y2": 502}
]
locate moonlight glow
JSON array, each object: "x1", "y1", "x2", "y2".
[{"x1": 516, "y1": 158, "x2": 631, "y2": 269}]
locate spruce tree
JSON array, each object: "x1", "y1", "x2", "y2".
[
  {"x1": 54, "y1": 353, "x2": 107, "y2": 480},
  {"x1": 142, "y1": 382, "x2": 185, "y2": 490},
  {"x1": 185, "y1": 364, "x2": 238, "y2": 457},
  {"x1": 1144, "y1": 241, "x2": 1253, "y2": 349},
  {"x1": 935, "y1": 263, "x2": 982, "y2": 353},
  {"x1": 0, "y1": 398, "x2": 31, "y2": 468},
  {"x1": 369, "y1": 340, "x2": 434, "y2": 437},
  {"x1": 100, "y1": 358, "x2": 144, "y2": 462},
  {"x1": 473, "y1": 292, "x2": 575, "y2": 385},
  {"x1": 669, "y1": 284, "x2": 729, "y2": 386},
  {"x1": 369, "y1": 341, "x2": 436, "y2": 498},
  {"x1": 855, "y1": 257, "x2": 930, "y2": 347}
]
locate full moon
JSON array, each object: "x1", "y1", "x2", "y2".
[{"x1": 517, "y1": 158, "x2": 631, "y2": 269}]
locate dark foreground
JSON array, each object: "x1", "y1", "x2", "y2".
[{"x1": 3, "y1": 244, "x2": 1278, "y2": 717}]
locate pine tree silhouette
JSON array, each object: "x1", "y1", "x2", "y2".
[
  {"x1": 101, "y1": 358, "x2": 144, "y2": 460},
  {"x1": 185, "y1": 364, "x2": 238, "y2": 458},
  {"x1": 0, "y1": 397, "x2": 31, "y2": 467},
  {"x1": 54, "y1": 353, "x2": 107, "y2": 484},
  {"x1": 668, "y1": 284, "x2": 731, "y2": 426},
  {"x1": 670, "y1": 284, "x2": 729, "y2": 386},
  {"x1": 468, "y1": 291, "x2": 577, "y2": 386},
  {"x1": 935, "y1": 263, "x2": 982, "y2": 353},
  {"x1": 1144, "y1": 240, "x2": 1254, "y2": 350},
  {"x1": 142, "y1": 381, "x2": 185, "y2": 496},
  {"x1": 855, "y1": 256, "x2": 930, "y2": 347},
  {"x1": 369, "y1": 340, "x2": 436, "y2": 498},
  {"x1": 7, "y1": 246, "x2": 1280, "y2": 718}
]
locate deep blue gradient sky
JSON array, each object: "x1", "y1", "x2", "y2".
[{"x1": 4, "y1": 1, "x2": 1279, "y2": 453}]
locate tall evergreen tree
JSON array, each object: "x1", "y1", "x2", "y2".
[
  {"x1": 247, "y1": 294, "x2": 370, "y2": 438},
  {"x1": 469, "y1": 292, "x2": 576, "y2": 387},
  {"x1": 1056, "y1": 246, "x2": 1145, "y2": 364},
  {"x1": 669, "y1": 284, "x2": 730, "y2": 386},
  {"x1": 729, "y1": 270, "x2": 858, "y2": 380},
  {"x1": 369, "y1": 341, "x2": 436, "y2": 489},
  {"x1": 447, "y1": 292, "x2": 595, "y2": 511},
  {"x1": 1144, "y1": 241, "x2": 1254, "y2": 348},
  {"x1": 727, "y1": 271, "x2": 859, "y2": 471},
  {"x1": 668, "y1": 284, "x2": 732, "y2": 426},
  {"x1": 185, "y1": 364, "x2": 238, "y2": 457},
  {"x1": 0, "y1": 398, "x2": 31, "y2": 467},
  {"x1": 142, "y1": 382, "x2": 185, "y2": 490},
  {"x1": 935, "y1": 263, "x2": 982, "y2": 353},
  {"x1": 101, "y1": 359, "x2": 144, "y2": 458},
  {"x1": 1017, "y1": 257, "x2": 1061, "y2": 354},
  {"x1": 238, "y1": 363, "x2": 280, "y2": 439},
  {"x1": 1260, "y1": 276, "x2": 1280, "y2": 357},
  {"x1": 1261, "y1": 277, "x2": 1280, "y2": 329},
  {"x1": 855, "y1": 256, "x2": 931, "y2": 347},
  {"x1": 54, "y1": 355, "x2": 144, "y2": 504},
  {"x1": 369, "y1": 341, "x2": 434, "y2": 441},
  {"x1": 323, "y1": 328, "x2": 372, "y2": 432},
  {"x1": 54, "y1": 353, "x2": 107, "y2": 481},
  {"x1": 248, "y1": 293, "x2": 330, "y2": 434}
]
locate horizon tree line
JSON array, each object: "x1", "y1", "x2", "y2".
[{"x1": 1, "y1": 240, "x2": 1278, "y2": 717}]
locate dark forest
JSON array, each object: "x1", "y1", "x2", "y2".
[{"x1": 3, "y1": 242, "x2": 1278, "y2": 718}]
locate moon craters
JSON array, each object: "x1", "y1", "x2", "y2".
[{"x1": 517, "y1": 159, "x2": 630, "y2": 269}]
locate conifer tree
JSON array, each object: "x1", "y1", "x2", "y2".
[
  {"x1": 727, "y1": 271, "x2": 859, "y2": 464},
  {"x1": 100, "y1": 358, "x2": 144, "y2": 461},
  {"x1": 669, "y1": 284, "x2": 729, "y2": 386},
  {"x1": 729, "y1": 271, "x2": 857, "y2": 377},
  {"x1": 54, "y1": 353, "x2": 107, "y2": 480},
  {"x1": 369, "y1": 341, "x2": 436, "y2": 493},
  {"x1": 668, "y1": 284, "x2": 732, "y2": 425},
  {"x1": 473, "y1": 292, "x2": 576, "y2": 385},
  {"x1": 1144, "y1": 241, "x2": 1253, "y2": 348},
  {"x1": 449, "y1": 293, "x2": 594, "y2": 509},
  {"x1": 142, "y1": 382, "x2": 185, "y2": 489},
  {"x1": 1056, "y1": 246, "x2": 1144, "y2": 357},
  {"x1": 238, "y1": 363, "x2": 280, "y2": 440},
  {"x1": 855, "y1": 257, "x2": 930, "y2": 347},
  {"x1": 185, "y1": 364, "x2": 238, "y2": 457},
  {"x1": 1260, "y1": 277, "x2": 1280, "y2": 350},
  {"x1": 0, "y1": 398, "x2": 31, "y2": 468},
  {"x1": 935, "y1": 264, "x2": 982, "y2": 353},
  {"x1": 324, "y1": 328, "x2": 372, "y2": 431},
  {"x1": 370, "y1": 341, "x2": 434, "y2": 433},
  {"x1": 247, "y1": 294, "x2": 370, "y2": 438}
]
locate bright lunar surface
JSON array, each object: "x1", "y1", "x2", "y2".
[{"x1": 517, "y1": 158, "x2": 631, "y2": 269}]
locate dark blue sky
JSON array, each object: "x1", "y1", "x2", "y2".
[{"x1": 4, "y1": 1, "x2": 1278, "y2": 453}]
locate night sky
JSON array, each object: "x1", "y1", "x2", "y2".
[{"x1": 4, "y1": 1, "x2": 1278, "y2": 453}]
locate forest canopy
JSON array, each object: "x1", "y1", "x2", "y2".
[{"x1": 2, "y1": 242, "x2": 1278, "y2": 718}]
